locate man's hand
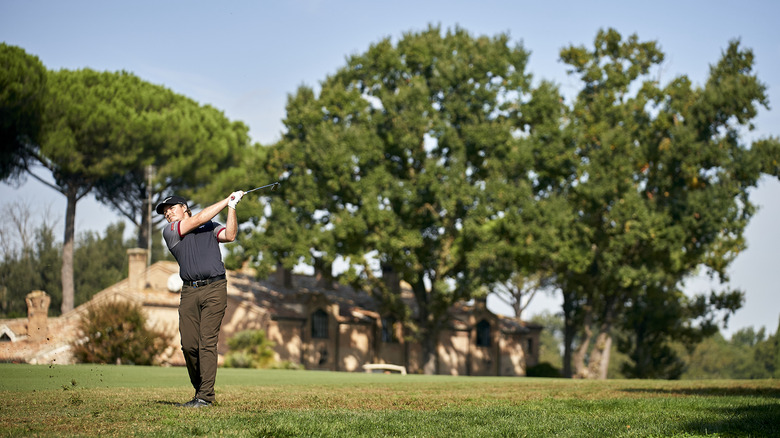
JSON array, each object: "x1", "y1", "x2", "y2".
[{"x1": 228, "y1": 191, "x2": 244, "y2": 209}]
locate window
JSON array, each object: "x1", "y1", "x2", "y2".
[
  {"x1": 476, "y1": 319, "x2": 491, "y2": 347},
  {"x1": 381, "y1": 316, "x2": 398, "y2": 343},
  {"x1": 527, "y1": 338, "x2": 534, "y2": 354},
  {"x1": 311, "y1": 309, "x2": 329, "y2": 339}
]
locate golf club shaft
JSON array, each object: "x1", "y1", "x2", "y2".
[{"x1": 245, "y1": 182, "x2": 280, "y2": 193}]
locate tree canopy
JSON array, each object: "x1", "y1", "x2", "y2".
[
  {"x1": 34, "y1": 68, "x2": 182, "y2": 313},
  {"x1": 0, "y1": 43, "x2": 46, "y2": 181},
  {"x1": 93, "y1": 93, "x2": 253, "y2": 251},
  {"x1": 537, "y1": 30, "x2": 774, "y2": 378},
  {"x1": 237, "y1": 26, "x2": 779, "y2": 377},
  {"x1": 242, "y1": 25, "x2": 538, "y2": 372},
  {"x1": 2, "y1": 57, "x2": 254, "y2": 312}
]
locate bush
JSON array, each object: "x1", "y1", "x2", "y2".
[
  {"x1": 526, "y1": 362, "x2": 562, "y2": 378},
  {"x1": 71, "y1": 300, "x2": 172, "y2": 365},
  {"x1": 223, "y1": 329, "x2": 276, "y2": 369}
]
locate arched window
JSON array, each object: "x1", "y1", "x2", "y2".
[
  {"x1": 311, "y1": 309, "x2": 329, "y2": 339},
  {"x1": 381, "y1": 316, "x2": 398, "y2": 343},
  {"x1": 476, "y1": 319, "x2": 491, "y2": 347}
]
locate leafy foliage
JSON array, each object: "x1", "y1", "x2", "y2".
[
  {"x1": 525, "y1": 362, "x2": 561, "y2": 378},
  {"x1": 0, "y1": 218, "x2": 61, "y2": 317},
  {"x1": 231, "y1": 26, "x2": 780, "y2": 377},
  {"x1": 93, "y1": 94, "x2": 253, "y2": 250},
  {"x1": 223, "y1": 329, "x2": 276, "y2": 369},
  {"x1": 529, "y1": 309, "x2": 779, "y2": 379},
  {"x1": 534, "y1": 29, "x2": 774, "y2": 378},
  {"x1": 681, "y1": 319, "x2": 779, "y2": 379},
  {"x1": 73, "y1": 222, "x2": 134, "y2": 306},
  {"x1": 71, "y1": 300, "x2": 172, "y2": 365},
  {"x1": 0, "y1": 43, "x2": 46, "y2": 181},
  {"x1": 34, "y1": 68, "x2": 175, "y2": 313},
  {"x1": 0, "y1": 209, "x2": 135, "y2": 317},
  {"x1": 529, "y1": 311, "x2": 564, "y2": 370},
  {"x1": 242, "y1": 24, "x2": 537, "y2": 372}
]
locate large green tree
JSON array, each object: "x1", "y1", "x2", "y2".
[
  {"x1": 33, "y1": 68, "x2": 172, "y2": 313},
  {"x1": 0, "y1": 43, "x2": 46, "y2": 181},
  {"x1": 545, "y1": 30, "x2": 776, "y2": 378},
  {"x1": 245, "y1": 25, "x2": 537, "y2": 373},
  {"x1": 236, "y1": 27, "x2": 777, "y2": 379},
  {"x1": 93, "y1": 95, "x2": 253, "y2": 252}
]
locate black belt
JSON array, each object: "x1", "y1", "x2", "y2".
[{"x1": 183, "y1": 274, "x2": 226, "y2": 288}]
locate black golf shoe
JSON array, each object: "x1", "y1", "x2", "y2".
[{"x1": 176, "y1": 397, "x2": 212, "y2": 408}]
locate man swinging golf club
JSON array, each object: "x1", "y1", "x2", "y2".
[{"x1": 156, "y1": 190, "x2": 244, "y2": 408}]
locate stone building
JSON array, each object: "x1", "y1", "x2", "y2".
[{"x1": 0, "y1": 249, "x2": 542, "y2": 375}]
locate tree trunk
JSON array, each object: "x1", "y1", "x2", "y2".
[
  {"x1": 412, "y1": 280, "x2": 438, "y2": 375},
  {"x1": 572, "y1": 310, "x2": 592, "y2": 379},
  {"x1": 599, "y1": 333, "x2": 612, "y2": 379},
  {"x1": 562, "y1": 291, "x2": 576, "y2": 378},
  {"x1": 586, "y1": 329, "x2": 612, "y2": 379},
  {"x1": 60, "y1": 187, "x2": 77, "y2": 314},
  {"x1": 583, "y1": 296, "x2": 616, "y2": 379},
  {"x1": 421, "y1": 333, "x2": 437, "y2": 375},
  {"x1": 512, "y1": 298, "x2": 522, "y2": 322}
]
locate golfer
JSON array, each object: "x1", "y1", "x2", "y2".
[{"x1": 156, "y1": 190, "x2": 244, "y2": 408}]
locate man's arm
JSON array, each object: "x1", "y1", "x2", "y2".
[
  {"x1": 178, "y1": 191, "x2": 242, "y2": 237},
  {"x1": 217, "y1": 202, "x2": 238, "y2": 243}
]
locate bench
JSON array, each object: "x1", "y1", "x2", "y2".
[{"x1": 362, "y1": 363, "x2": 407, "y2": 375}]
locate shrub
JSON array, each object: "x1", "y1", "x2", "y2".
[
  {"x1": 71, "y1": 300, "x2": 172, "y2": 365},
  {"x1": 526, "y1": 361, "x2": 562, "y2": 378},
  {"x1": 223, "y1": 329, "x2": 276, "y2": 369}
]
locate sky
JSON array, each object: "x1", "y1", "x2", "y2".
[{"x1": 2, "y1": 1, "x2": 779, "y2": 337}]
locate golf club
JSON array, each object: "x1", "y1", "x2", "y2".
[
  {"x1": 244, "y1": 181, "x2": 280, "y2": 193},
  {"x1": 230, "y1": 182, "x2": 280, "y2": 202}
]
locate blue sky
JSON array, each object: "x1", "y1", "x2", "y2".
[{"x1": 2, "y1": 1, "x2": 779, "y2": 336}]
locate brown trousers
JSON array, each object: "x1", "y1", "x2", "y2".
[{"x1": 179, "y1": 279, "x2": 227, "y2": 402}]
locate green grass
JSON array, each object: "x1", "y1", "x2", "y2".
[{"x1": 1, "y1": 364, "x2": 778, "y2": 437}]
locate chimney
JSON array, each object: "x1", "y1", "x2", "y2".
[
  {"x1": 127, "y1": 248, "x2": 149, "y2": 291},
  {"x1": 275, "y1": 262, "x2": 293, "y2": 288},
  {"x1": 314, "y1": 258, "x2": 335, "y2": 290},
  {"x1": 26, "y1": 290, "x2": 50, "y2": 342},
  {"x1": 382, "y1": 264, "x2": 400, "y2": 295}
]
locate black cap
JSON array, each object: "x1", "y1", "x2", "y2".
[{"x1": 155, "y1": 195, "x2": 188, "y2": 214}]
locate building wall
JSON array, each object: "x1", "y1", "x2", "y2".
[
  {"x1": 406, "y1": 342, "x2": 424, "y2": 374},
  {"x1": 470, "y1": 344, "x2": 496, "y2": 376},
  {"x1": 337, "y1": 323, "x2": 373, "y2": 372},
  {"x1": 267, "y1": 319, "x2": 303, "y2": 364},
  {"x1": 375, "y1": 339, "x2": 404, "y2": 366},
  {"x1": 305, "y1": 338, "x2": 333, "y2": 370},
  {"x1": 437, "y1": 330, "x2": 469, "y2": 375},
  {"x1": 499, "y1": 334, "x2": 526, "y2": 377}
]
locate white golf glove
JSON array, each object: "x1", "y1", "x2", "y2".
[{"x1": 228, "y1": 190, "x2": 244, "y2": 209}]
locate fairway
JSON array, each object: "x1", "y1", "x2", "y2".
[{"x1": 1, "y1": 364, "x2": 778, "y2": 437}]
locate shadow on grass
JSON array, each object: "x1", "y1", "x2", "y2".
[
  {"x1": 622, "y1": 386, "x2": 780, "y2": 398},
  {"x1": 684, "y1": 403, "x2": 780, "y2": 436},
  {"x1": 154, "y1": 400, "x2": 179, "y2": 406}
]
